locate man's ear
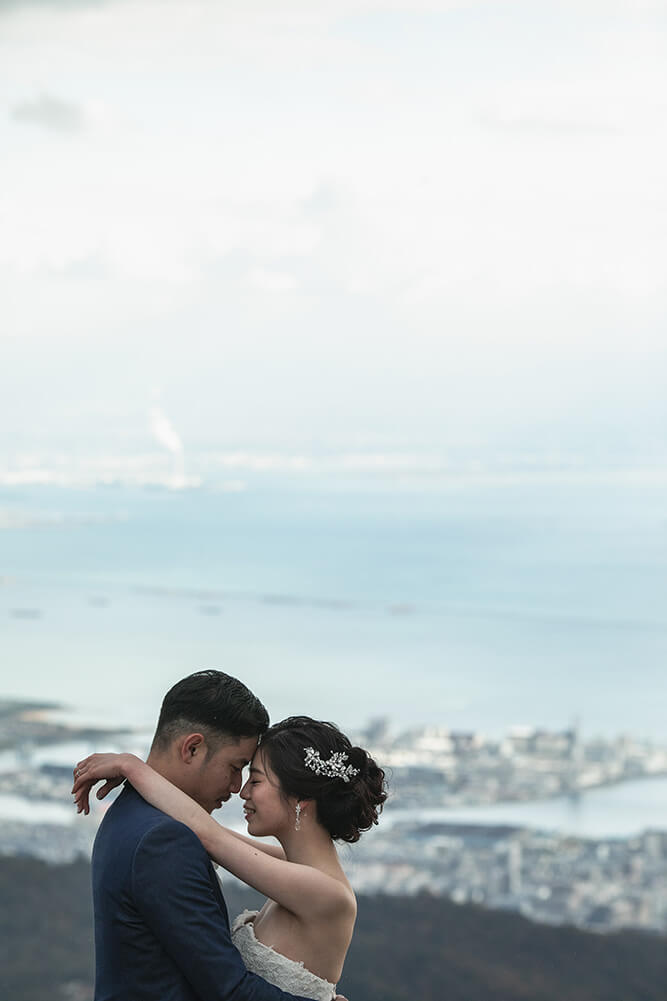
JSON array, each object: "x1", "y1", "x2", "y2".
[{"x1": 178, "y1": 732, "x2": 206, "y2": 764}]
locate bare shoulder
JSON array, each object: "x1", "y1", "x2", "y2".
[
  {"x1": 338, "y1": 881, "x2": 357, "y2": 916},
  {"x1": 313, "y1": 872, "x2": 357, "y2": 919}
]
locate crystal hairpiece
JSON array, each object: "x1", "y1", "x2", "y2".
[{"x1": 303, "y1": 746, "x2": 360, "y2": 783}]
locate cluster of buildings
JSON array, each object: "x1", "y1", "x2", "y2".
[
  {"x1": 357, "y1": 717, "x2": 667, "y2": 807},
  {"x1": 345, "y1": 820, "x2": 667, "y2": 934},
  {"x1": 340, "y1": 720, "x2": 667, "y2": 932},
  {"x1": 0, "y1": 819, "x2": 95, "y2": 864},
  {"x1": 0, "y1": 761, "x2": 80, "y2": 803},
  {"x1": 1, "y1": 702, "x2": 667, "y2": 934}
]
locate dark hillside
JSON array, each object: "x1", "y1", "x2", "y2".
[
  {"x1": 1, "y1": 856, "x2": 665, "y2": 1001},
  {"x1": 340, "y1": 893, "x2": 667, "y2": 1001}
]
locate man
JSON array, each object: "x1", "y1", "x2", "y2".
[{"x1": 89, "y1": 670, "x2": 344, "y2": 1001}]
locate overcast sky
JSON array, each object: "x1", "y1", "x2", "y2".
[{"x1": 1, "y1": 0, "x2": 665, "y2": 465}]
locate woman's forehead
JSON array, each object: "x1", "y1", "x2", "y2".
[{"x1": 251, "y1": 746, "x2": 279, "y2": 784}]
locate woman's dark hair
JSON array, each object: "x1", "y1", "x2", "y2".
[
  {"x1": 259, "y1": 716, "x2": 387, "y2": 843},
  {"x1": 152, "y1": 670, "x2": 269, "y2": 751}
]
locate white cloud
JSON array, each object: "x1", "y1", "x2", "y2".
[{"x1": 10, "y1": 92, "x2": 85, "y2": 132}]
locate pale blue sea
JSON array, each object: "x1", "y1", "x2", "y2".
[{"x1": 1, "y1": 476, "x2": 665, "y2": 744}]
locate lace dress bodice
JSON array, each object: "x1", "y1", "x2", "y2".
[{"x1": 231, "y1": 910, "x2": 337, "y2": 1001}]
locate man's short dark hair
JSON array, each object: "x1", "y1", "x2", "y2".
[{"x1": 151, "y1": 670, "x2": 269, "y2": 752}]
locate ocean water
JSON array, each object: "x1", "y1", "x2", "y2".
[
  {"x1": 382, "y1": 776, "x2": 667, "y2": 839},
  {"x1": 1, "y1": 478, "x2": 666, "y2": 741}
]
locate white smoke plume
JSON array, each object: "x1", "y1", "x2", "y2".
[
  {"x1": 149, "y1": 406, "x2": 184, "y2": 455},
  {"x1": 149, "y1": 406, "x2": 185, "y2": 486}
]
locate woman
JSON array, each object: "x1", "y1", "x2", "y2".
[{"x1": 73, "y1": 716, "x2": 387, "y2": 1001}]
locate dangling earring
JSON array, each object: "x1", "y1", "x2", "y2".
[{"x1": 295, "y1": 802, "x2": 302, "y2": 831}]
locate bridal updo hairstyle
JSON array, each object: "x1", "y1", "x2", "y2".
[{"x1": 258, "y1": 716, "x2": 387, "y2": 843}]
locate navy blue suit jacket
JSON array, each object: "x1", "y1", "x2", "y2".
[{"x1": 92, "y1": 783, "x2": 310, "y2": 1001}]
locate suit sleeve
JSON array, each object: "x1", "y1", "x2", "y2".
[{"x1": 131, "y1": 819, "x2": 312, "y2": 1001}]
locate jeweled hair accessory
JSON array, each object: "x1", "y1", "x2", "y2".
[{"x1": 303, "y1": 746, "x2": 360, "y2": 783}]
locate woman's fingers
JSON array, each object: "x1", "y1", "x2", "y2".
[
  {"x1": 71, "y1": 772, "x2": 90, "y2": 794},
  {"x1": 72, "y1": 754, "x2": 127, "y2": 814},
  {"x1": 72, "y1": 756, "x2": 107, "y2": 792},
  {"x1": 72, "y1": 758, "x2": 91, "y2": 791},
  {"x1": 73, "y1": 785, "x2": 91, "y2": 814}
]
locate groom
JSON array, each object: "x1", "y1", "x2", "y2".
[{"x1": 90, "y1": 670, "x2": 346, "y2": 1001}]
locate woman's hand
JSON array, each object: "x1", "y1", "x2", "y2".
[{"x1": 71, "y1": 752, "x2": 139, "y2": 815}]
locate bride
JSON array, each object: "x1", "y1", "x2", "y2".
[{"x1": 73, "y1": 716, "x2": 387, "y2": 1001}]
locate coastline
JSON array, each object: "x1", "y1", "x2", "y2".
[
  {"x1": 1, "y1": 699, "x2": 666, "y2": 839},
  {"x1": 2, "y1": 773, "x2": 666, "y2": 839}
]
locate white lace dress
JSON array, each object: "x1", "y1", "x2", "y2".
[{"x1": 232, "y1": 910, "x2": 337, "y2": 1001}]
